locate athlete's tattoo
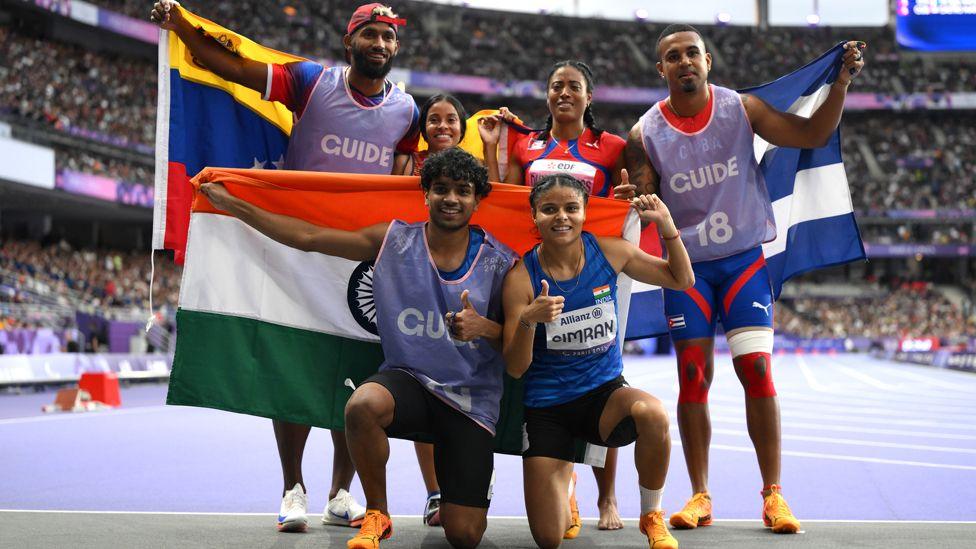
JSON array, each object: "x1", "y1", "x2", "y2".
[{"x1": 625, "y1": 126, "x2": 659, "y2": 196}]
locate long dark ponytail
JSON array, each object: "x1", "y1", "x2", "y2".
[{"x1": 538, "y1": 60, "x2": 605, "y2": 143}]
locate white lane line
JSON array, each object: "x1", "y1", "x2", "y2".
[
  {"x1": 774, "y1": 390, "x2": 976, "y2": 413},
  {"x1": 1, "y1": 510, "x2": 974, "y2": 524},
  {"x1": 779, "y1": 402, "x2": 975, "y2": 422},
  {"x1": 700, "y1": 391, "x2": 976, "y2": 419},
  {"x1": 795, "y1": 355, "x2": 836, "y2": 393},
  {"x1": 699, "y1": 442, "x2": 976, "y2": 471},
  {"x1": 709, "y1": 416, "x2": 976, "y2": 442},
  {"x1": 703, "y1": 403, "x2": 976, "y2": 431},
  {"x1": 711, "y1": 428, "x2": 976, "y2": 454},
  {"x1": 824, "y1": 363, "x2": 903, "y2": 391},
  {"x1": 0, "y1": 406, "x2": 173, "y2": 426},
  {"x1": 876, "y1": 367, "x2": 976, "y2": 392}
]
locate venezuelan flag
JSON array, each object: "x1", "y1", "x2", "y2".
[{"x1": 152, "y1": 6, "x2": 304, "y2": 262}]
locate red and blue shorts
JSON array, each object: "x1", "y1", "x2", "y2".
[{"x1": 664, "y1": 246, "x2": 773, "y2": 341}]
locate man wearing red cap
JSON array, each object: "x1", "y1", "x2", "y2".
[{"x1": 151, "y1": 0, "x2": 420, "y2": 535}]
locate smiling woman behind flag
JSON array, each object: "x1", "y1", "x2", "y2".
[{"x1": 479, "y1": 61, "x2": 632, "y2": 201}]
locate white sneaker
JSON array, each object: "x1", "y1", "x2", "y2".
[
  {"x1": 322, "y1": 488, "x2": 367, "y2": 527},
  {"x1": 277, "y1": 483, "x2": 309, "y2": 532}
]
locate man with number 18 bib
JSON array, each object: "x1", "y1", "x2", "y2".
[{"x1": 625, "y1": 24, "x2": 867, "y2": 534}]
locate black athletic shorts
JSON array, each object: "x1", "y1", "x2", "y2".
[
  {"x1": 364, "y1": 368, "x2": 495, "y2": 508},
  {"x1": 522, "y1": 375, "x2": 638, "y2": 462}
]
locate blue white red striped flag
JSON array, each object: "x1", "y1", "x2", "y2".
[{"x1": 744, "y1": 44, "x2": 866, "y2": 299}]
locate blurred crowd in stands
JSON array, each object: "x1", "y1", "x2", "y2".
[
  {"x1": 0, "y1": 239, "x2": 180, "y2": 315},
  {"x1": 845, "y1": 114, "x2": 976, "y2": 214},
  {"x1": 0, "y1": 26, "x2": 156, "y2": 147},
  {"x1": 91, "y1": 0, "x2": 974, "y2": 93},
  {"x1": 778, "y1": 281, "x2": 976, "y2": 340},
  {"x1": 3, "y1": 8, "x2": 976, "y2": 219},
  {"x1": 56, "y1": 147, "x2": 154, "y2": 184}
]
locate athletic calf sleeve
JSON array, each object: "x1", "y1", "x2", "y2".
[
  {"x1": 677, "y1": 345, "x2": 710, "y2": 404},
  {"x1": 640, "y1": 485, "x2": 664, "y2": 514}
]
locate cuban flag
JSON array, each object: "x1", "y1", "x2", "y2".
[
  {"x1": 745, "y1": 43, "x2": 866, "y2": 299},
  {"x1": 625, "y1": 224, "x2": 668, "y2": 340},
  {"x1": 625, "y1": 44, "x2": 865, "y2": 340}
]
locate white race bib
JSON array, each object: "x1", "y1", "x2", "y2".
[
  {"x1": 528, "y1": 159, "x2": 597, "y2": 191},
  {"x1": 545, "y1": 301, "x2": 617, "y2": 352}
]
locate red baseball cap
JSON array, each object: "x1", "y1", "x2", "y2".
[{"x1": 346, "y1": 3, "x2": 407, "y2": 36}]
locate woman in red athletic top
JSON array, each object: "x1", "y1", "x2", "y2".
[
  {"x1": 393, "y1": 94, "x2": 467, "y2": 176},
  {"x1": 480, "y1": 61, "x2": 630, "y2": 200}
]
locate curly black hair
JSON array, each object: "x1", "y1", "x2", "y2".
[
  {"x1": 420, "y1": 147, "x2": 491, "y2": 198},
  {"x1": 528, "y1": 173, "x2": 590, "y2": 210}
]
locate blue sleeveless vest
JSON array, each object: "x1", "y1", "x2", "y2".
[{"x1": 523, "y1": 232, "x2": 622, "y2": 408}]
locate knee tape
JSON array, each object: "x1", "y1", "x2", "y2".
[
  {"x1": 733, "y1": 352, "x2": 776, "y2": 398},
  {"x1": 729, "y1": 329, "x2": 775, "y2": 398},
  {"x1": 677, "y1": 345, "x2": 710, "y2": 404}
]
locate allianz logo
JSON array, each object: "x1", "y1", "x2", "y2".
[
  {"x1": 320, "y1": 134, "x2": 393, "y2": 167},
  {"x1": 396, "y1": 307, "x2": 477, "y2": 349},
  {"x1": 669, "y1": 155, "x2": 739, "y2": 194}
]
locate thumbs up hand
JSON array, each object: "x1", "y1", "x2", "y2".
[
  {"x1": 448, "y1": 289, "x2": 485, "y2": 341},
  {"x1": 612, "y1": 168, "x2": 637, "y2": 200},
  {"x1": 520, "y1": 279, "x2": 565, "y2": 325}
]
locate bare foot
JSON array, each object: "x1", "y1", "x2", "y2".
[{"x1": 597, "y1": 497, "x2": 623, "y2": 530}]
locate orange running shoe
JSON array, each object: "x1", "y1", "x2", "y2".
[
  {"x1": 640, "y1": 510, "x2": 679, "y2": 549},
  {"x1": 762, "y1": 485, "x2": 801, "y2": 534},
  {"x1": 347, "y1": 509, "x2": 393, "y2": 549},
  {"x1": 563, "y1": 471, "x2": 582, "y2": 539},
  {"x1": 669, "y1": 492, "x2": 712, "y2": 529}
]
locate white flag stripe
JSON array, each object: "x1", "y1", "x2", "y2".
[
  {"x1": 763, "y1": 163, "x2": 854, "y2": 258},
  {"x1": 152, "y1": 29, "x2": 171, "y2": 250},
  {"x1": 180, "y1": 213, "x2": 377, "y2": 341},
  {"x1": 631, "y1": 281, "x2": 662, "y2": 294},
  {"x1": 752, "y1": 83, "x2": 832, "y2": 163},
  {"x1": 614, "y1": 211, "x2": 643, "y2": 347}
]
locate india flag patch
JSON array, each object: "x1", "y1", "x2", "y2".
[{"x1": 592, "y1": 284, "x2": 611, "y2": 301}]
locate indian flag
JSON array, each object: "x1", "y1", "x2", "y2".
[
  {"x1": 167, "y1": 167, "x2": 641, "y2": 453},
  {"x1": 592, "y1": 284, "x2": 611, "y2": 301}
]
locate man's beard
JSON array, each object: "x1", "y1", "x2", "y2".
[{"x1": 352, "y1": 48, "x2": 394, "y2": 80}]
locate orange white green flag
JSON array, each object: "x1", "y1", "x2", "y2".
[{"x1": 167, "y1": 168, "x2": 641, "y2": 455}]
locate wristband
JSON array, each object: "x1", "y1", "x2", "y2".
[
  {"x1": 662, "y1": 231, "x2": 681, "y2": 241},
  {"x1": 518, "y1": 318, "x2": 534, "y2": 330}
]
